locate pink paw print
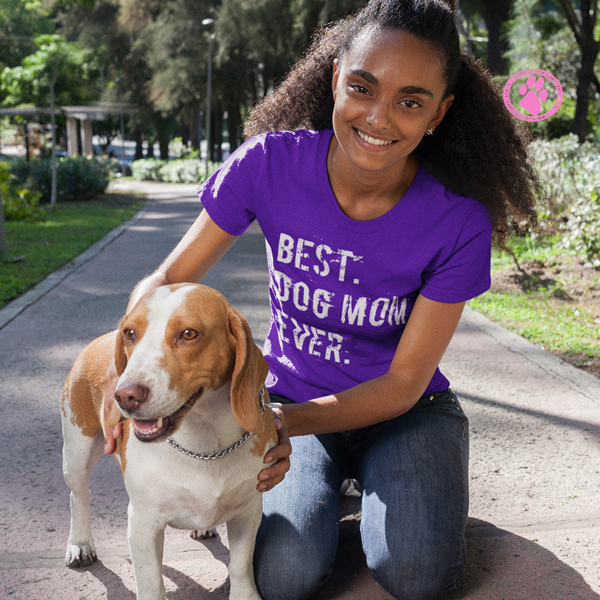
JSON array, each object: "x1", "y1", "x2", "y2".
[{"x1": 519, "y1": 75, "x2": 548, "y2": 116}]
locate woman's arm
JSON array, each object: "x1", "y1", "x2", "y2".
[{"x1": 279, "y1": 295, "x2": 466, "y2": 437}]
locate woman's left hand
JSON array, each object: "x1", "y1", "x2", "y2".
[{"x1": 257, "y1": 406, "x2": 292, "y2": 492}]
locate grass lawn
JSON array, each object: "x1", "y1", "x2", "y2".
[
  {"x1": 0, "y1": 192, "x2": 145, "y2": 310},
  {"x1": 469, "y1": 237, "x2": 600, "y2": 378}
]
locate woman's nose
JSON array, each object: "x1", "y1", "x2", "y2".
[{"x1": 365, "y1": 100, "x2": 392, "y2": 130}]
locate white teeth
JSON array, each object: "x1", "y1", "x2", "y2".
[
  {"x1": 357, "y1": 130, "x2": 394, "y2": 146},
  {"x1": 157, "y1": 417, "x2": 163, "y2": 429}
]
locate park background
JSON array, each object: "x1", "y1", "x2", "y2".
[
  {"x1": 2, "y1": 0, "x2": 600, "y2": 383},
  {"x1": 1, "y1": 1, "x2": 600, "y2": 599}
]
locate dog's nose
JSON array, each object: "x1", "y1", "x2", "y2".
[{"x1": 115, "y1": 383, "x2": 149, "y2": 413}]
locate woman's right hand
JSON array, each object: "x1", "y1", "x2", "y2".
[{"x1": 103, "y1": 359, "x2": 122, "y2": 454}]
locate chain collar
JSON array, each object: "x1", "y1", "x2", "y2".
[{"x1": 167, "y1": 387, "x2": 268, "y2": 461}]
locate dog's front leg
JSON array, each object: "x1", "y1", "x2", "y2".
[
  {"x1": 226, "y1": 496, "x2": 263, "y2": 600},
  {"x1": 127, "y1": 502, "x2": 166, "y2": 600}
]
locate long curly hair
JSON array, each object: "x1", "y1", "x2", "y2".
[{"x1": 244, "y1": 0, "x2": 542, "y2": 241}]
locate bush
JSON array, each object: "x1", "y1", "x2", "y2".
[
  {"x1": 131, "y1": 158, "x2": 219, "y2": 184},
  {"x1": 530, "y1": 134, "x2": 600, "y2": 264},
  {"x1": 10, "y1": 155, "x2": 113, "y2": 203},
  {"x1": 130, "y1": 159, "x2": 168, "y2": 181},
  {"x1": 0, "y1": 162, "x2": 44, "y2": 222}
]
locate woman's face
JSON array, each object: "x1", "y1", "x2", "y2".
[{"x1": 331, "y1": 28, "x2": 454, "y2": 176}]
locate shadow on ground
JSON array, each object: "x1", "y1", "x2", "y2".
[{"x1": 310, "y1": 497, "x2": 600, "y2": 600}]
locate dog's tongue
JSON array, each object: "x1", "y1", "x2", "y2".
[{"x1": 132, "y1": 418, "x2": 160, "y2": 432}]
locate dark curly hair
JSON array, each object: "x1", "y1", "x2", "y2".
[{"x1": 244, "y1": 0, "x2": 542, "y2": 241}]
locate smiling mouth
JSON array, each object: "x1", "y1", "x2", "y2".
[
  {"x1": 131, "y1": 388, "x2": 203, "y2": 442},
  {"x1": 355, "y1": 128, "x2": 396, "y2": 146}
]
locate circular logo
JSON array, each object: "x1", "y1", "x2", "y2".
[{"x1": 503, "y1": 69, "x2": 563, "y2": 122}]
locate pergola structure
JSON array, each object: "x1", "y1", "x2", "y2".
[
  {"x1": 62, "y1": 103, "x2": 138, "y2": 156},
  {"x1": 0, "y1": 103, "x2": 138, "y2": 158},
  {"x1": 0, "y1": 107, "x2": 61, "y2": 160}
]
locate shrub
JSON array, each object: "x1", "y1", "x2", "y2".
[
  {"x1": 0, "y1": 162, "x2": 44, "y2": 222},
  {"x1": 530, "y1": 134, "x2": 600, "y2": 264},
  {"x1": 10, "y1": 155, "x2": 113, "y2": 203},
  {"x1": 131, "y1": 158, "x2": 219, "y2": 184},
  {"x1": 130, "y1": 159, "x2": 168, "y2": 181}
]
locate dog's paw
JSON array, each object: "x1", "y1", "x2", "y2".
[
  {"x1": 190, "y1": 529, "x2": 218, "y2": 540},
  {"x1": 65, "y1": 543, "x2": 97, "y2": 568}
]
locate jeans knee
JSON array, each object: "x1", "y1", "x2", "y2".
[
  {"x1": 254, "y1": 514, "x2": 336, "y2": 600},
  {"x1": 367, "y1": 549, "x2": 464, "y2": 600},
  {"x1": 254, "y1": 551, "x2": 331, "y2": 600}
]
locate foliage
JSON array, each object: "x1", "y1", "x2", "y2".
[
  {"x1": 131, "y1": 158, "x2": 218, "y2": 184},
  {"x1": 529, "y1": 134, "x2": 600, "y2": 263},
  {"x1": 0, "y1": 162, "x2": 44, "y2": 222},
  {"x1": 130, "y1": 158, "x2": 168, "y2": 181},
  {"x1": 505, "y1": 0, "x2": 600, "y2": 140},
  {"x1": 0, "y1": 0, "x2": 54, "y2": 71},
  {"x1": 0, "y1": 34, "x2": 98, "y2": 108},
  {"x1": 9, "y1": 155, "x2": 114, "y2": 203}
]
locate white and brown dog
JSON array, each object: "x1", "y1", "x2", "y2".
[{"x1": 61, "y1": 283, "x2": 277, "y2": 600}]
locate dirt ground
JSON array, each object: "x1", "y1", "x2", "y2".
[{"x1": 490, "y1": 255, "x2": 600, "y2": 379}]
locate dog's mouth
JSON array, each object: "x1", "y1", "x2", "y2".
[{"x1": 132, "y1": 388, "x2": 203, "y2": 442}]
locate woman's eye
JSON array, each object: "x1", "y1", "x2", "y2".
[
  {"x1": 123, "y1": 329, "x2": 135, "y2": 341},
  {"x1": 351, "y1": 84, "x2": 370, "y2": 94},
  {"x1": 181, "y1": 329, "x2": 199, "y2": 341},
  {"x1": 401, "y1": 99, "x2": 420, "y2": 108}
]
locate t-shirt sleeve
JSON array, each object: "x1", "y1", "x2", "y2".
[
  {"x1": 420, "y1": 203, "x2": 492, "y2": 303},
  {"x1": 197, "y1": 137, "x2": 263, "y2": 235}
]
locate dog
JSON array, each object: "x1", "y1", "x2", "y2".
[{"x1": 61, "y1": 283, "x2": 278, "y2": 600}]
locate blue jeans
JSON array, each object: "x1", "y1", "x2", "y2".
[{"x1": 254, "y1": 389, "x2": 469, "y2": 600}]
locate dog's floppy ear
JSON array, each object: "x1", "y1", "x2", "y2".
[
  {"x1": 114, "y1": 321, "x2": 128, "y2": 376},
  {"x1": 228, "y1": 306, "x2": 268, "y2": 433}
]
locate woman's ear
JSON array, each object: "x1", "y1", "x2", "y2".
[
  {"x1": 429, "y1": 94, "x2": 455, "y2": 131},
  {"x1": 332, "y1": 58, "x2": 340, "y2": 100}
]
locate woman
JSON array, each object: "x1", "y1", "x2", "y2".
[{"x1": 106, "y1": 1, "x2": 542, "y2": 598}]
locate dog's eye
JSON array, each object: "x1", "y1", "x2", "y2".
[
  {"x1": 123, "y1": 329, "x2": 136, "y2": 341},
  {"x1": 181, "y1": 329, "x2": 199, "y2": 341}
]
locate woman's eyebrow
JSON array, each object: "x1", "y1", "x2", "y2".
[{"x1": 347, "y1": 69, "x2": 433, "y2": 98}]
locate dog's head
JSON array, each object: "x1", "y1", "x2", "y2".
[{"x1": 114, "y1": 283, "x2": 268, "y2": 442}]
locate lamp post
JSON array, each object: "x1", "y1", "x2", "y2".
[{"x1": 202, "y1": 18, "x2": 215, "y2": 177}]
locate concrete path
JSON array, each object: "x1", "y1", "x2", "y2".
[{"x1": 1, "y1": 181, "x2": 599, "y2": 599}]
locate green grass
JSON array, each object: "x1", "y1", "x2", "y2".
[
  {"x1": 0, "y1": 192, "x2": 145, "y2": 309},
  {"x1": 470, "y1": 292, "x2": 600, "y2": 357},
  {"x1": 469, "y1": 236, "x2": 600, "y2": 361}
]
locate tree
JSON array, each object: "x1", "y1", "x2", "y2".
[
  {"x1": 479, "y1": 0, "x2": 514, "y2": 74},
  {"x1": 505, "y1": 0, "x2": 600, "y2": 141},
  {"x1": 551, "y1": 0, "x2": 600, "y2": 142},
  {"x1": 0, "y1": 0, "x2": 54, "y2": 72},
  {"x1": 0, "y1": 34, "x2": 98, "y2": 108}
]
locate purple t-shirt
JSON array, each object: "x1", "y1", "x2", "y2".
[{"x1": 199, "y1": 129, "x2": 492, "y2": 402}]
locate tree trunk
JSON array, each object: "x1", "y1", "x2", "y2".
[
  {"x1": 480, "y1": 0, "x2": 513, "y2": 75},
  {"x1": 210, "y1": 102, "x2": 223, "y2": 163},
  {"x1": 189, "y1": 105, "x2": 200, "y2": 151},
  {"x1": 134, "y1": 128, "x2": 144, "y2": 160},
  {"x1": 227, "y1": 101, "x2": 242, "y2": 152},
  {"x1": 573, "y1": 46, "x2": 598, "y2": 141}
]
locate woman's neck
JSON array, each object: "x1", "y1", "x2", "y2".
[{"x1": 326, "y1": 135, "x2": 420, "y2": 221}]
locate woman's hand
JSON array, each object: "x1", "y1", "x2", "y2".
[
  {"x1": 103, "y1": 359, "x2": 122, "y2": 455},
  {"x1": 257, "y1": 406, "x2": 292, "y2": 492}
]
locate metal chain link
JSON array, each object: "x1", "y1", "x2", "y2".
[
  {"x1": 167, "y1": 431, "x2": 252, "y2": 460},
  {"x1": 166, "y1": 386, "x2": 270, "y2": 461}
]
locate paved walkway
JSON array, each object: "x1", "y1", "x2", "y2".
[{"x1": 1, "y1": 181, "x2": 599, "y2": 599}]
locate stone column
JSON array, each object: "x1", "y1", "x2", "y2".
[
  {"x1": 80, "y1": 119, "x2": 93, "y2": 156},
  {"x1": 66, "y1": 117, "x2": 79, "y2": 156}
]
